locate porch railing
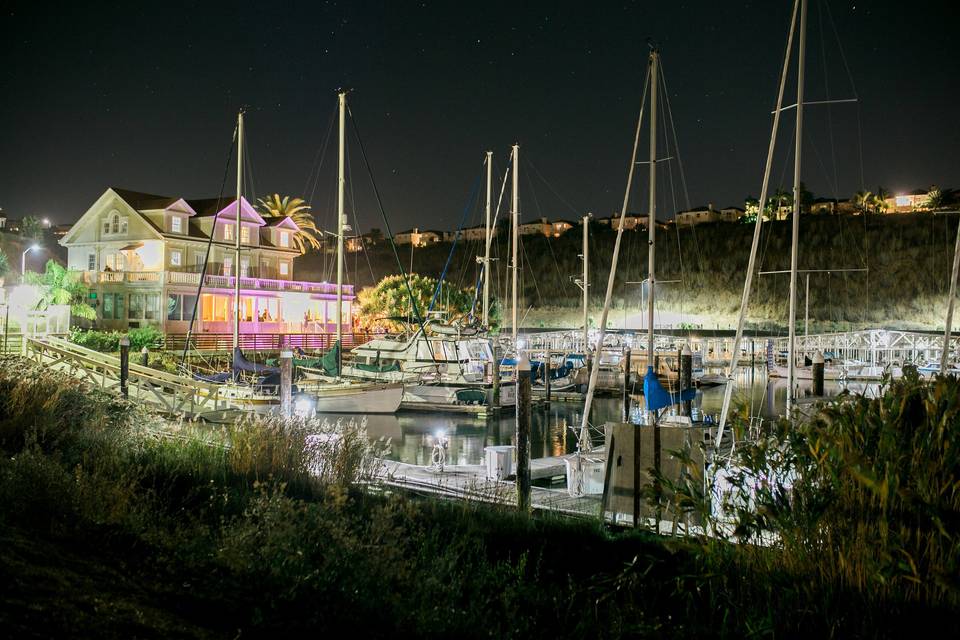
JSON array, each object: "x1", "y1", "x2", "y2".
[{"x1": 164, "y1": 332, "x2": 374, "y2": 353}]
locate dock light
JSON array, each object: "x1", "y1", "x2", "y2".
[
  {"x1": 21, "y1": 245, "x2": 41, "y2": 281},
  {"x1": 294, "y1": 396, "x2": 315, "y2": 418}
]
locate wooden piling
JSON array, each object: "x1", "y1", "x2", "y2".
[
  {"x1": 141, "y1": 346, "x2": 149, "y2": 367},
  {"x1": 681, "y1": 344, "x2": 692, "y2": 417},
  {"x1": 543, "y1": 353, "x2": 551, "y2": 403},
  {"x1": 812, "y1": 351, "x2": 824, "y2": 397},
  {"x1": 516, "y1": 355, "x2": 531, "y2": 513},
  {"x1": 622, "y1": 347, "x2": 632, "y2": 422},
  {"x1": 280, "y1": 347, "x2": 293, "y2": 419},
  {"x1": 119, "y1": 335, "x2": 129, "y2": 398},
  {"x1": 492, "y1": 344, "x2": 501, "y2": 406}
]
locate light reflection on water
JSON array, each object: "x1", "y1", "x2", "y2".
[{"x1": 317, "y1": 370, "x2": 882, "y2": 466}]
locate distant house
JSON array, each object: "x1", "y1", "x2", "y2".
[
  {"x1": 719, "y1": 206, "x2": 744, "y2": 222},
  {"x1": 394, "y1": 227, "x2": 442, "y2": 246},
  {"x1": 344, "y1": 229, "x2": 383, "y2": 253},
  {"x1": 675, "y1": 204, "x2": 722, "y2": 226},
  {"x1": 459, "y1": 224, "x2": 498, "y2": 242},
  {"x1": 59, "y1": 187, "x2": 352, "y2": 334},
  {"x1": 0, "y1": 211, "x2": 5, "y2": 230},
  {"x1": 885, "y1": 188, "x2": 933, "y2": 213},
  {"x1": 809, "y1": 198, "x2": 855, "y2": 215},
  {"x1": 52, "y1": 223, "x2": 73, "y2": 238},
  {"x1": 595, "y1": 213, "x2": 649, "y2": 230}
]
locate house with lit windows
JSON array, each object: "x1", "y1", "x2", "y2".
[{"x1": 59, "y1": 188, "x2": 353, "y2": 335}]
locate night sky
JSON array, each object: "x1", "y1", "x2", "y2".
[{"x1": 1, "y1": 1, "x2": 957, "y2": 232}]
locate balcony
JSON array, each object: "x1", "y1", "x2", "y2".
[{"x1": 80, "y1": 271, "x2": 353, "y2": 296}]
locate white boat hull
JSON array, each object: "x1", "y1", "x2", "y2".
[{"x1": 303, "y1": 382, "x2": 404, "y2": 414}]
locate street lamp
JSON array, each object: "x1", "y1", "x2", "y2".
[{"x1": 21, "y1": 245, "x2": 40, "y2": 281}]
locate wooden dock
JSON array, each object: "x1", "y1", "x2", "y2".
[{"x1": 379, "y1": 456, "x2": 601, "y2": 518}]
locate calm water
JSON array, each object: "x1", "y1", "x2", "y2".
[{"x1": 318, "y1": 370, "x2": 881, "y2": 466}]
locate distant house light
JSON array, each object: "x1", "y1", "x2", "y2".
[{"x1": 895, "y1": 195, "x2": 911, "y2": 207}]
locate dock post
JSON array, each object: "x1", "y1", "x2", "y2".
[
  {"x1": 119, "y1": 335, "x2": 129, "y2": 398},
  {"x1": 280, "y1": 345, "x2": 293, "y2": 419},
  {"x1": 622, "y1": 346, "x2": 632, "y2": 422},
  {"x1": 543, "y1": 353, "x2": 551, "y2": 403},
  {"x1": 681, "y1": 344, "x2": 692, "y2": 417},
  {"x1": 516, "y1": 354, "x2": 531, "y2": 513},
  {"x1": 141, "y1": 346, "x2": 149, "y2": 367},
  {"x1": 812, "y1": 351, "x2": 824, "y2": 397},
  {"x1": 492, "y1": 344, "x2": 501, "y2": 406}
]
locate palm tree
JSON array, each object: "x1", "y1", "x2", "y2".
[
  {"x1": 872, "y1": 187, "x2": 890, "y2": 214},
  {"x1": 25, "y1": 259, "x2": 96, "y2": 321},
  {"x1": 853, "y1": 190, "x2": 874, "y2": 215},
  {"x1": 926, "y1": 185, "x2": 944, "y2": 210},
  {"x1": 256, "y1": 194, "x2": 323, "y2": 254}
]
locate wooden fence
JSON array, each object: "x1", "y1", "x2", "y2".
[{"x1": 163, "y1": 332, "x2": 374, "y2": 353}]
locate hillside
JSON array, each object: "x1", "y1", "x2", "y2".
[{"x1": 296, "y1": 212, "x2": 960, "y2": 332}]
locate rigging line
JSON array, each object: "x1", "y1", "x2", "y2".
[
  {"x1": 345, "y1": 140, "x2": 377, "y2": 285},
  {"x1": 242, "y1": 129, "x2": 257, "y2": 205},
  {"x1": 519, "y1": 231, "x2": 544, "y2": 307},
  {"x1": 347, "y1": 104, "x2": 436, "y2": 364},
  {"x1": 817, "y1": 0, "x2": 840, "y2": 199},
  {"x1": 180, "y1": 122, "x2": 238, "y2": 369},
  {"x1": 522, "y1": 162, "x2": 566, "y2": 291},
  {"x1": 426, "y1": 172, "x2": 483, "y2": 315},
  {"x1": 821, "y1": 0, "x2": 860, "y2": 100},
  {"x1": 303, "y1": 105, "x2": 338, "y2": 200},
  {"x1": 526, "y1": 157, "x2": 582, "y2": 215},
  {"x1": 658, "y1": 65, "x2": 688, "y2": 326}
]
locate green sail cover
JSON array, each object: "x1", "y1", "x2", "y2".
[{"x1": 320, "y1": 340, "x2": 340, "y2": 377}]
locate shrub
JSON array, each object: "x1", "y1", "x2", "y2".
[{"x1": 68, "y1": 326, "x2": 164, "y2": 352}]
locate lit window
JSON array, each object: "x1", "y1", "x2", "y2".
[
  {"x1": 171, "y1": 216, "x2": 182, "y2": 233},
  {"x1": 279, "y1": 231, "x2": 289, "y2": 247},
  {"x1": 120, "y1": 217, "x2": 128, "y2": 234},
  {"x1": 111, "y1": 214, "x2": 119, "y2": 234},
  {"x1": 895, "y1": 195, "x2": 910, "y2": 207},
  {"x1": 170, "y1": 250, "x2": 182, "y2": 267},
  {"x1": 240, "y1": 258, "x2": 249, "y2": 277},
  {"x1": 240, "y1": 226, "x2": 250, "y2": 244},
  {"x1": 102, "y1": 218, "x2": 110, "y2": 235},
  {"x1": 224, "y1": 223, "x2": 234, "y2": 241},
  {"x1": 279, "y1": 262, "x2": 289, "y2": 276},
  {"x1": 223, "y1": 257, "x2": 233, "y2": 276},
  {"x1": 87, "y1": 254, "x2": 96, "y2": 270}
]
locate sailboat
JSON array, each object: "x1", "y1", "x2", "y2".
[
  {"x1": 342, "y1": 148, "x2": 516, "y2": 411},
  {"x1": 294, "y1": 91, "x2": 403, "y2": 415}
]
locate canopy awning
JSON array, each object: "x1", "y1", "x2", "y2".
[{"x1": 119, "y1": 242, "x2": 144, "y2": 251}]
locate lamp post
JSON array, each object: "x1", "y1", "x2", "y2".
[{"x1": 21, "y1": 244, "x2": 40, "y2": 282}]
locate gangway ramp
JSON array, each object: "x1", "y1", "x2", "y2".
[{"x1": 24, "y1": 336, "x2": 228, "y2": 418}]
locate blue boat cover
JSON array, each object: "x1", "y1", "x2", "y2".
[{"x1": 643, "y1": 366, "x2": 696, "y2": 411}]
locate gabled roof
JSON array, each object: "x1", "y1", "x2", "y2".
[
  {"x1": 111, "y1": 188, "x2": 181, "y2": 211},
  {"x1": 60, "y1": 188, "x2": 166, "y2": 245},
  {"x1": 263, "y1": 216, "x2": 300, "y2": 231},
  {"x1": 188, "y1": 196, "x2": 266, "y2": 225}
]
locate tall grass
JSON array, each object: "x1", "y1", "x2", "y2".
[{"x1": 1, "y1": 357, "x2": 958, "y2": 637}]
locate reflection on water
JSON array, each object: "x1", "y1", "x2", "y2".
[{"x1": 317, "y1": 370, "x2": 882, "y2": 466}]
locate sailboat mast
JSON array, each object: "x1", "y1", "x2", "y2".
[
  {"x1": 582, "y1": 214, "x2": 589, "y2": 354},
  {"x1": 786, "y1": 0, "x2": 808, "y2": 418},
  {"x1": 232, "y1": 110, "x2": 244, "y2": 351},
  {"x1": 511, "y1": 144, "x2": 519, "y2": 347},
  {"x1": 483, "y1": 150, "x2": 493, "y2": 326},
  {"x1": 336, "y1": 91, "x2": 346, "y2": 363},
  {"x1": 646, "y1": 50, "x2": 659, "y2": 370},
  {"x1": 941, "y1": 216, "x2": 960, "y2": 371},
  {"x1": 717, "y1": 0, "x2": 800, "y2": 438}
]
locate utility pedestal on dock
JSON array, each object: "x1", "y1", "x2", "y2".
[
  {"x1": 812, "y1": 351, "x2": 824, "y2": 397},
  {"x1": 119, "y1": 336, "x2": 130, "y2": 398},
  {"x1": 280, "y1": 348, "x2": 293, "y2": 418},
  {"x1": 141, "y1": 346, "x2": 149, "y2": 367},
  {"x1": 516, "y1": 355, "x2": 531, "y2": 513}
]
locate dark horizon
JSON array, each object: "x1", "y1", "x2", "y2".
[{"x1": 1, "y1": 1, "x2": 957, "y2": 233}]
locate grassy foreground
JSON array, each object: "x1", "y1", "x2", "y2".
[{"x1": 0, "y1": 359, "x2": 956, "y2": 638}]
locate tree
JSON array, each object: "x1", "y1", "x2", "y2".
[
  {"x1": 0, "y1": 248, "x2": 9, "y2": 281},
  {"x1": 25, "y1": 260, "x2": 96, "y2": 321},
  {"x1": 926, "y1": 185, "x2": 944, "y2": 210},
  {"x1": 20, "y1": 215, "x2": 43, "y2": 241},
  {"x1": 355, "y1": 273, "x2": 484, "y2": 332},
  {"x1": 257, "y1": 194, "x2": 322, "y2": 254}
]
